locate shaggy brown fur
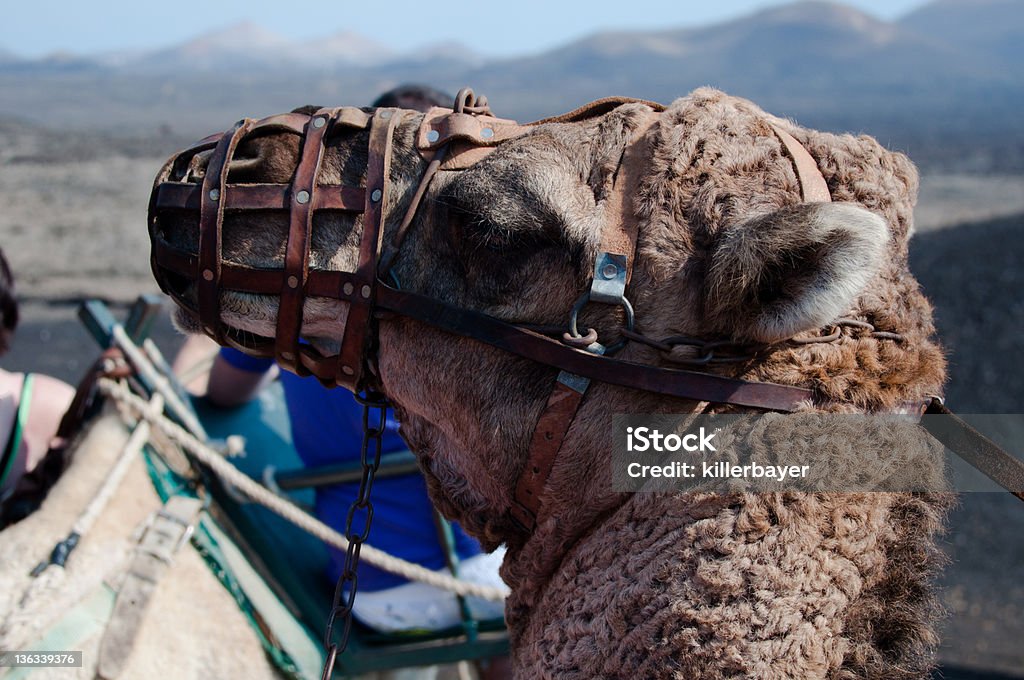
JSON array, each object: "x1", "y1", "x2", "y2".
[{"x1": 153, "y1": 87, "x2": 950, "y2": 679}]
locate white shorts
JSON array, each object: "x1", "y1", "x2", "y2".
[{"x1": 352, "y1": 547, "x2": 507, "y2": 633}]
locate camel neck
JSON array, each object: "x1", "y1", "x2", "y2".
[{"x1": 501, "y1": 437, "x2": 630, "y2": 629}]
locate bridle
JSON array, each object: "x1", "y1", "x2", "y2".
[{"x1": 149, "y1": 88, "x2": 1024, "y2": 531}]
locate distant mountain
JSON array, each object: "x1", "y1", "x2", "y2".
[
  {"x1": 302, "y1": 31, "x2": 395, "y2": 67},
  {"x1": 0, "y1": 0, "x2": 1021, "y2": 169},
  {"x1": 488, "y1": 1, "x2": 1001, "y2": 100},
  {"x1": 900, "y1": 0, "x2": 1024, "y2": 66},
  {"x1": 76, "y1": 22, "x2": 469, "y2": 73},
  {"x1": 134, "y1": 22, "x2": 304, "y2": 72}
]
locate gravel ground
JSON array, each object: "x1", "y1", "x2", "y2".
[{"x1": 1, "y1": 144, "x2": 1022, "y2": 677}]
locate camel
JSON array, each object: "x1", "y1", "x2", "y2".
[{"x1": 150, "y1": 87, "x2": 951, "y2": 679}]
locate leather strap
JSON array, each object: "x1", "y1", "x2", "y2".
[
  {"x1": 197, "y1": 119, "x2": 254, "y2": 341},
  {"x1": 375, "y1": 286, "x2": 813, "y2": 410},
  {"x1": 154, "y1": 182, "x2": 365, "y2": 212},
  {"x1": 595, "y1": 111, "x2": 660, "y2": 287},
  {"x1": 336, "y1": 108, "x2": 403, "y2": 391},
  {"x1": 771, "y1": 124, "x2": 831, "y2": 203},
  {"x1": 511, "y1": 374, "x2": 589, "y2": 530},
  {"x1": 922, "y1": 399, "x2": 1024, "y2": 501},
  {"x1": 417, "y1": 108, "x2": 529, "y2": 154},
  {"x1": 276, "y1": 108, "x2": 334, "y2": 372},
  {"x1": 97, "y1": 495, "x2": 202, "y2": 679},
  {"x1": 513, "y1": 110, "x2": 661, "y2": 530},
  {"x1": 531, "y1": 96, "x2": 666, "y2": 125}
]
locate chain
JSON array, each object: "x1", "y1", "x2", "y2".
[
  {"x1": 319, "y1": 388, "x2": 390, "y2": 680},
  {"x1": 619, "y1": 318, "x2": 905, "y2": 366}
]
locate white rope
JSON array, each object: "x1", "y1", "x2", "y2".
[
  {"x1": 110, "y1": 324, "x2": 208, "y2": 441},
  {"x1": 98, "y1": 378, "x2": 510, "y2": 602},
  {"x1": 73, "y1": 393, "x2": 161, "y2": 537},
  {"x1": 1, "y1": 407, "x2": 153, "y2": 651}
]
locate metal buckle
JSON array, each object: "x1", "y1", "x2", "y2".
[{"x1": 134, "y1": 497, "x2": 202, "y2": 564}]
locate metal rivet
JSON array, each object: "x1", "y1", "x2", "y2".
[
  {"x1": 371, "y1": 188, "x2": 382, "y2": 203},
  {"x1": 361, "y1": 285, "x2": 371, "y2": 299},
  {"x1": 281, "y1": 351, "x2": 294, "y2": 361},
  {"x1": 601, "y1": 263, "x2": 618, "y2": 279},
  {"x1": 287, "y1": 275, "x2": 299, "y2": 289},
  {"x1": 341, "y1": 365, "x2": 355, "y2": 376},
  {"x1": 312, "y1": 116, "x2": 326, "y2": 129},
  {"x1": 296, "y1": 190, "x2": 310, "y2": 204},
  {"x1": 202, "y1": 269, "x2": 214, "y2": 281},
  {"x1": 209, "y1": 189, "x2": 220, "y2": 202},
  {"x1": 343, "y1": 282, "x2": 354, "y2": 296},
  {"x1": 426, "y1": 129, "x2": 440, "y2": 143},
  {"x1": 481, "y1": 127, "x2": 494, "y2": 139},
  {"x1": 379, "y1": 110, "x2": 392, "y2": 120}
]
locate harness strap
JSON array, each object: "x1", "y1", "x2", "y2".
[
  {"x1": 198, "y1": 119, "x2": 255, "y2": 342},
  {"x1": 417, "y1": 108, "x2": 528, "y2": 153},
  {"x1": 531, "y1": 96, "x2": 667, "y2": 125},
  {"x1": 513, "y1": 110, "x2": 661, "y2": 530},
  {"x1": 771, "y1": 124, "x2": 831, "y2": 203},
  {"x1": 97, "y1": 495, "x2": 202, "y2": 679},
  {"x1": 336, "y1": 108, "x2": 404, "y2": 391},
  {"x1": 276, "y1": 108, "x2": 334, "y2": 374},
  {"x1": 154, "y1": 182, "x2": 366, "y2": 212},
  {"x1": 375, "y1": 285, "x2": 814, "y2": 409},
  {"x1": 511, "y1": 374, "x2": 590, "y2": 530},
  {"x1": 922, "y1": 399, "x2": 1024, "y2": 502}
]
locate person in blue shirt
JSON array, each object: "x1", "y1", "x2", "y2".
[{"x1": 209, "y1": 345, "x2": 505, "y2": 631}]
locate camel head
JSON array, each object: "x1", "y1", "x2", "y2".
[{"x1": 149, "y1": 88, "x2": 945, "y2": 549}]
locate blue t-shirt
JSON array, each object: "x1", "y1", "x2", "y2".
[{"x1": 219, "y1": 347, "x2": 482, "y2": 591}]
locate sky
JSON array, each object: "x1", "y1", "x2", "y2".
[{"x1": 2, "y1": 0, "x2": 929, "y2": 59}]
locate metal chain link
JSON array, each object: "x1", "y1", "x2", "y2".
[
  {"x1": 319, "y1": 389, "x2": 390, "y2": 680},
  {"x1": 619, "y1": 317, "x2": 905, "y2": 366}
]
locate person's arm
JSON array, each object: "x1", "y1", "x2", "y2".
[
  {"x1": 206, "y1": 350, "x2": 278, "y2": 407},
  {"x1": 172, "y1": 335, "x2": 276, "y2": 407}
]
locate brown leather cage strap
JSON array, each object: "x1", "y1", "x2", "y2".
[
  {"x1": 154, "y1": 183, "x2": 365, "y2": 212},
  {"x1": 336, "y1": 108, "x2": 403, "y2": 391},
  {"x1": 197, "y1": 119, "x2": 255, "y2": 341},
  {"x1": 276, "y1": 108, "x2": 335, "y2": 373}
]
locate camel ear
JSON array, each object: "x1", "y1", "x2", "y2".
[{"x1": 704, "y1": 202, "x2": 888, "y2": 344}]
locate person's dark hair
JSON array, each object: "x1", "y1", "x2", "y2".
[
  {"x1": 372, "y1": 84, "x2": 453, "y2": 113},
  {"x1": 0, "y1": 248, "x2": 18, "y2": 354}
]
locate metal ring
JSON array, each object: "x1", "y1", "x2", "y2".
[{"x1": 567, "y1": 291, "x2": 635, "y2": 351}]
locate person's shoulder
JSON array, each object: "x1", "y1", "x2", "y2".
[
  {"x1": 27, "y1": 373, "x2": 75, "y2": 420},
  {"x1": 0, "y1": 368, "x2": 24, "y2": 396}
]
